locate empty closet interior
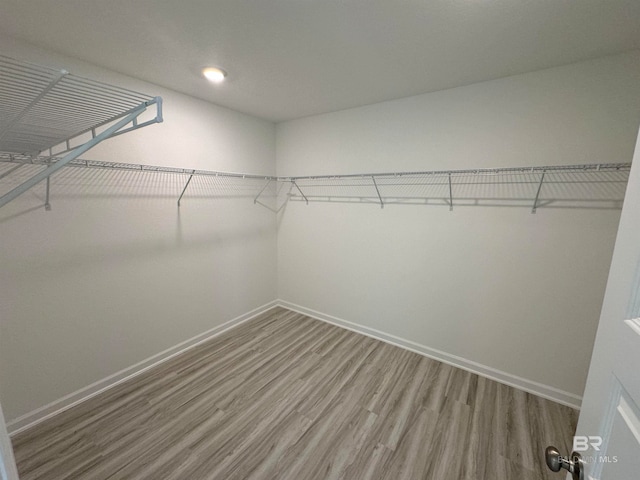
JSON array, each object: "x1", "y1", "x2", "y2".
[{"x1": 1, "y1": 4, "x2": 640, "y2": 479}]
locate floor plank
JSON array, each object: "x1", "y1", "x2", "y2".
[{"x1": 12, "y1": 307, "x2": 578, "y2": 479}]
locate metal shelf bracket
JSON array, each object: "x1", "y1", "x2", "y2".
[
  {"x1": 372, "y1": 175, "x2": 384, "y2": 209},
  {"x1": 532, "y1": 171, "x2": 546, "y2": 214},
  {"x1": 44, "y1": 176, "x2": 51, "y2": 211},
  {"x1": 254, "y1": 178, "x2": 272, "y2": 205},
  {"x1": 292, "y1": 180, "x2": 309, "y2": 205},
  {"x1": 177, "y1": 170, "x2": 195, "y2": 207}
]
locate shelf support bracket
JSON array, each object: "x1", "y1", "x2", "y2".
[
  {"x1": 44, "y1": 176, "x2": 51, "y2": 211},
  {"x1": 254, "y1": 179, "x2": 272, "y2": 204},
  {"x1": 177, "y1": 170, "x2": 195, "y2": 207},
  {"x1": 106, "y1": 97, "x2": 163, "y2": 142},
  {"x1": 292, "y1": 180, "x2": 308, "y2": 205},
  {"x1": 371, "y1": 176, "x2": 384, "y2": 209},
  {"x1": 0, "y1": 103, "x2": 149, "y2": 209},
  {"x1": 41, "y1": 97, "x2": 164, "y2": 158},
  {"x1": 532, "y1": 171, "x2": 546, "y2": 214},
  {"x1": 448, "y1": 173, "x2": 453, "y2": 211}
]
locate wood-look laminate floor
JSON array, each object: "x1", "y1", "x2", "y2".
[{"x1": 12, "y1": 307, "x2": 578, "y2": 480}]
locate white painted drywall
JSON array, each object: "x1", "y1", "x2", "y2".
[
  {"x1": 277, "y1": 51, "x2": 640, "y2": 400},
  {"x1": 0, "y1": 35, "x2": 277, "y2": 423}
]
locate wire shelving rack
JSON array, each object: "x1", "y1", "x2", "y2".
[
  {"x1": 0, "y1": 55, "x2": 631, "y2": 214},
  {"x1": 282, "y1": 163, "x2": 631, "y2": 213},
  {"x1": 0, "y1": 154, "x2": 630, "y2": 214}
]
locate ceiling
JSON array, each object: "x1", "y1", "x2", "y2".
[{"x1": 1, "y1": 0, "x2": 639, "y2": 122}]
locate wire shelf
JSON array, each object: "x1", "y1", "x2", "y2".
[
  {"x1": 0, "y1": 55, "x2": 163, "y2": 209},
  {"x1": 0, "y1": 154, "x2": 630, "y2": 212},
  {"x1": 0, "y1": 55, "x2": 158, "y2": 156},
  {"x1": 0, "y1": 152, "x2": 277, "y2": 180},
  {"x1": 285, "y1": 164, "x2": 631, "y2": 211}
]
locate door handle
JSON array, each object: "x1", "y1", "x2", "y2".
[{"x1": 545, "y1": 446, "x2": 584, "y2": 480}]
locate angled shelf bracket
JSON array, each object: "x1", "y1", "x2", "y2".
[
  {"x1": 177, "y1": 170, "x2": 195, "y2": 207},
  {"x1": 291, "y1": 180, "x2": 309, "y2": 205},
  {"x1": 532, "y1": 171, "x2": 546, "y2": 214},
  {"x1": 371, "y1": 175, "x2": 384, "y2": 209},
  {"x1": 254, "y1": 178, "x2": 272, "y2": 205}
]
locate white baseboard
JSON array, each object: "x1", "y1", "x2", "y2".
[
  {"x1": 278, "y1": 300, "x2": 582, "y2": 410},
  {"x1": 7, "y1": 301, "x2": 279, "y2": 436}
]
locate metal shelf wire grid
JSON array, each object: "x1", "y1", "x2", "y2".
[
  {"x1": 284, "y1": 164, "x2": 631, "y2": 211},
  {"x1": 0, "y1": 154, "x2": 630, "y2": 212},
  {"x1": 0, "y1": 54, "x2": 156, "y2": 156}
]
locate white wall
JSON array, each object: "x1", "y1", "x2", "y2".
[
  {"x1": 277, "y1": 51, "x2": 640, "y2": 403},
  {"x1": 0, "y1": 35, "x2": 277, "y2": 424}
]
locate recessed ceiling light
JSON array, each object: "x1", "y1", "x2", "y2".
[{"x1": 202, "y1": 67, "x2": 227, "y2": 83}]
